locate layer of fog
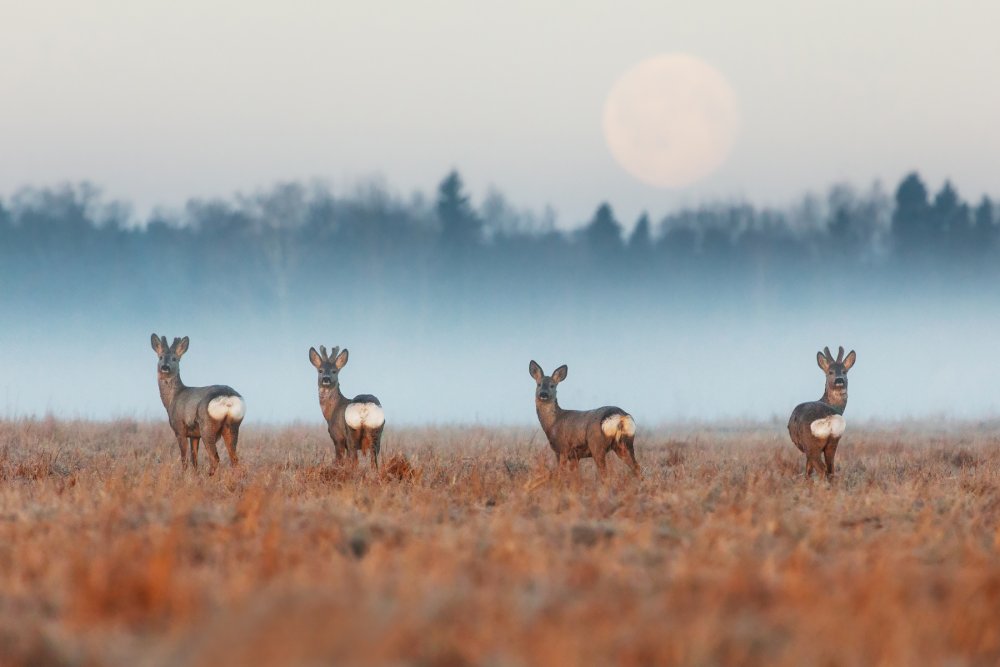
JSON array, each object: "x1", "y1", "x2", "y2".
[{"x1": 3, "y1": 293, "x2": 995, "y2": 426}]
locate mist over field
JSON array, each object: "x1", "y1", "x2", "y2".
[{"x1": 2, "y1": 171, "x2": 998, "y2": 424}]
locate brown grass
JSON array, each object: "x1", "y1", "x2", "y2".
[{"x1": 0, "y1": 418, "x2": 999, "y2": 666}]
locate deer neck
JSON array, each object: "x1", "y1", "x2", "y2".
[
  {"x1": 158, "y1": 373, "x2": 185, "y2": 411},
  {"x1": 319, "y1": 383, "x2": 347, "y2": 422},
  {"x1": 821, "y1": 386, "x2": 848, "y2": 414},
  {"x1": 535, "y1": 398, "x2": 562, "y2": 433}
]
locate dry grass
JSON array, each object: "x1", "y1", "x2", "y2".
[{"x1": 0, "y1": 418, "x2": 999, "y2": 666}]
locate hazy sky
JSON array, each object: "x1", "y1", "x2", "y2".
[{"x1": 4, "y1": 1, "x2": 999, "y2": 227}]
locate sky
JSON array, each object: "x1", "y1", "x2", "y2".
[{"x1": 3, "y1": 1, "x2": 1000, "y2": 228}]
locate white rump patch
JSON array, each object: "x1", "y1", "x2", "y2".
[
  {"x1": 344, "y1": 402, "x2": 385, "y2": 430},
  {"x1": 810, "y1": 414, "x2": 846, "y2": 439},
  {"x1": 601, "y1": 414, "x2": 635, "y2": 439},
  {"x1": 207, "y1": 395, "x2": 246, "y2": 422}
]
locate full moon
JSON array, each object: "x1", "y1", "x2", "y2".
[{"x1": 603, "y1": 54, "x2": 740, "y2": 188}]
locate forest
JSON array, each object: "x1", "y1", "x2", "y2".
[{"x1": 1, "y1": 170, "x2": 995, "y2": 324}]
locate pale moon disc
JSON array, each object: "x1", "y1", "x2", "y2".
[{"x1": 603, "y1": 54, "x2": 740, "y2": 188}]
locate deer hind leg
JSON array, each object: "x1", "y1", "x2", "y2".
[
  {"x1": 221, "y1": 421, "x2": 240, "y2": 467},
  {"x1": 806, "y1": 441, "x2": 827, "y2": 479},
  {"x1": 614, "y1": 435, "x2": 641, "y2": 477},
  {"x1": 202, "y1": 426, "x2": 223, "y2": 476},
  {"x1": 358, "y1": 429, "x2": 377, "y2": 472},
  {"x1": 367, "y1": 428, "x2": 382, "y2": 472},
  {"x1": 824, "y1": 439, "x2": 840, "y2": 479},
  {"x1": 176, "y1": 434, "x2": 190, "y2": 468},
  {"x1": 346, "y1": 429, "x2": 361, "y2": 467},
  {"x1": 189, "y1": 437, "x2": 200, "y2": 469}
]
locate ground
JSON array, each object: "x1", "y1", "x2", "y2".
[{"x1": 0, "y1": 418, "x2": 998, "y2": 666}]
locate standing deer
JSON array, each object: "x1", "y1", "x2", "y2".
[
  {"x1": 528, "y1": 360, "x2": 640, "y2": 479},
  {"x1": 788, "y1": 345, "x2": 856, "y2": 479},
  {"x1": 150, "y1": 334, "x2": 245, "y2": 474},
  {"x1": 309, "y1": 345, "x2": 384, "y2": 470}
]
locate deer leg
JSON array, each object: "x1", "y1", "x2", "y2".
[
  {"x1": 555, "y1": 452, "x2": 565, "y2": 471},
  {"x1": 362, "y1": 431, "x2": 376, "y2": 472},
  {"x1": 614, "y1": 437, "x2": 641, "y2": 477},
  {"x1": 556, "y1": 452, "x2": 572, "y2": 477},
  {"x1": 189, "y1": 437, "x2": 200, "y2": 469},
  {"x1": 347, "y1": 430, "x2": 361, "y2": 467},
  {"x1": 333, "y1": 436, "x2": 349, "y2": 465},
  {"x1": 824, "y1": 439, "x2": 839, "y2": 480},
  {"x1": 221, "y1": 422, "x2": 240, "y2": 467},
  {"x1": 806, "y1": 443, "x2": 827, "y2": 479},
  {"x1": 202, "y1": 428, "x2": 222, "y2": 476},
  {"x1": 592, "y1": 446, "x2": 609, "y2": 483},
  {"x1": 368, "y1": 430, "x2": 381, "y2": 472},
  {"x1": 176, "y1": 434, "x2": 189, "y2": 468}
]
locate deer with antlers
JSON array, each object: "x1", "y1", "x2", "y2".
[
  {"x1": 788, "y1": 345, "x2": 856, "y2": 479},
  {"x1": 309, "y1": 345, "x2": 384, "y2": 470},
  {"x1": 150, "y1": 334, "x2": 245, "y2": 474}
]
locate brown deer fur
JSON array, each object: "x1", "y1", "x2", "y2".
[
  {"x1": 309, "y1": 345, "x2": 384, "y2": 470},
  {"x1": 788, "y1": 345, "x2": 856, "y2": 479},
  {"x1": 150, "y1": 334, "x2": 245, "y2": 474},
  {"x1": 528, "y1": 360, "x2": 640, "y2": 479}
]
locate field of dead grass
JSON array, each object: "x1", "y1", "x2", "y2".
[{"x1": 0, "y1": 418, "x2": 999, "y2": 666}]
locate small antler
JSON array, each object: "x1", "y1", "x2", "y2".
[
  {"x1": 823, "y1": 346, "x2": 833, "y2": 363},
  {"x1": 319, "y1": 345, "x2": 328, "y2": 361},
  {"x1": 836, "y1": 346, "x2": 845, "y2": 363}
]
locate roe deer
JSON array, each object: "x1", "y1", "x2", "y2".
[
  {"x1": 788, "y1": 345, "x2": 856, "y2": 479},
  {"x1": 528, "y1": 360, "x2": 639, "y2": 479},
  {"x1": 309, "y1": 345, "x2": 384, "y2": 470},
  {"x1": 150, "y1": 334, "x2": 245, "y2": 474}
]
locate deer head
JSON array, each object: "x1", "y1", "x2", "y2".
[
  {"x1": 309, "y1": 345, "x2": 349, "y2": 389},
  {"x1": 151, "y1": 334, "x2": 189, "y2": 378},
  {"x1": 816, "y1": 345, "x2": 856, "y2": 395},
  {"x1": 529, "y1": 360, "x2": 568, "y2": 403}
]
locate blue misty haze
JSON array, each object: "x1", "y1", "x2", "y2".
[{"x1": 2, "y1": 171, "x2": 999, "y2": 424}]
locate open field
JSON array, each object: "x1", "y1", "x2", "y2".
[{"x1": 0, "y1": 419, "x2": 999, "y2": 666}]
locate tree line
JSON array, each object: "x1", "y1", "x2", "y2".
[{"x1": 0, "y1": 170, "x2": 996, "y2": 319}]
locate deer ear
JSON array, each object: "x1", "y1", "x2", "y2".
[
  {"x1": 151, "y1": 334, "x2": 164, "y2": 354},
  {"x1": 174, "y1": 336, "x2": 190, "y2": 358},
  {"x1": 529, "y1": 360, "x2": 544, "y2": 382},
  {"x1": 551, "y1": 364, "x2": 568, "y2": 383},
  {"x1": 843, "y1": 350, "x2": 856, "y2": 371},
  {"x1": 334, "y1": 348, "x2": 349, "y2": 370},
  {"x1": 816, "y1": 351, "x2": 831, "y2": 372},
  {"x1": 309, "y1": 347, "x2": 323, "y2": 369}
]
